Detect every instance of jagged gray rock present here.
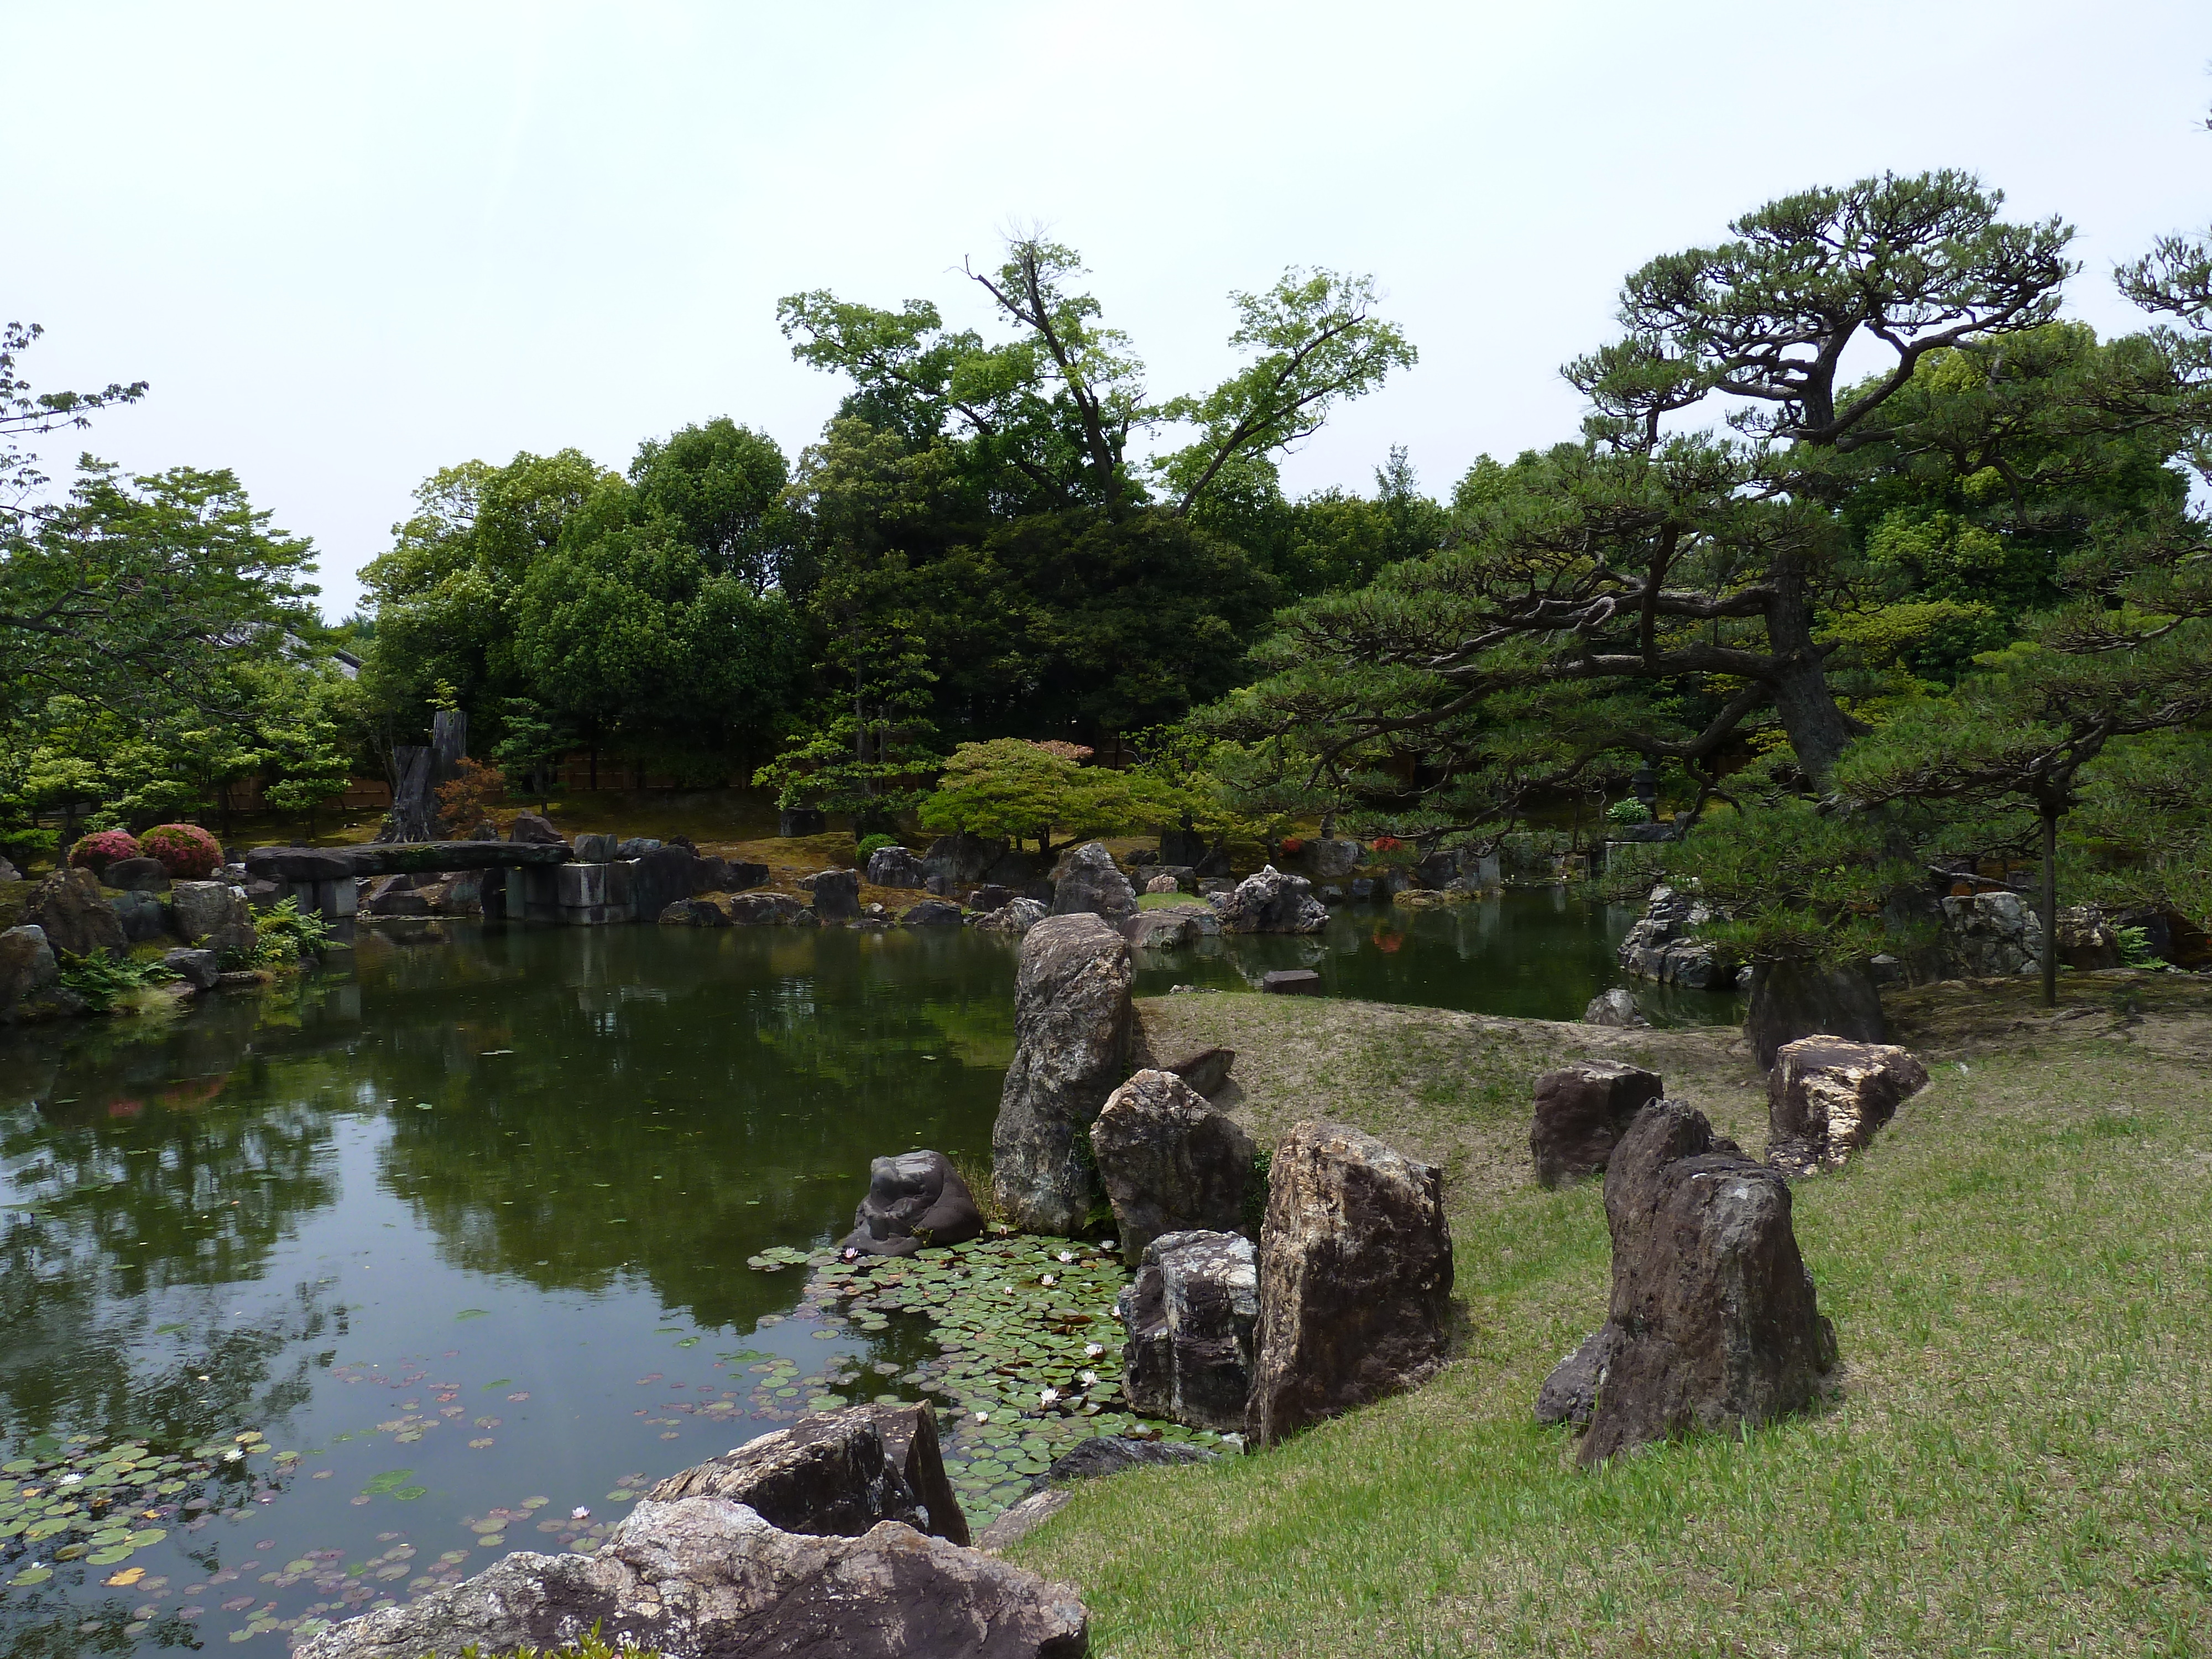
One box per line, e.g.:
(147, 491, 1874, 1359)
(1090, 1071, 1254, 1263)
(1581, 987, 1648, 1027)
(1118, 1230, 1260, 1433)
(1050, 841, 1137, 922)
(867, 845, 929, 888)
(1940, 890, 2044, 977)
(1209, 867, 1327, 934)
(295, 1497, 1087, 1659)
(992, 915, 1133, 1235)
(974, 896, 1048, 935)
(1616, 885, 1733, 990)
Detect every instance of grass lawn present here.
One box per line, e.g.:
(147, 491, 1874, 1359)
(1017, 974, 2212, 1657)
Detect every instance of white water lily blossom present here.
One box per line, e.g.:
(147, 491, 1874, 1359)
(1039, 1386, 1061, 1406)
(1040, 1274, 1057, 1287)
(1056, 1251, 1075, 1263)
(1084, 1343, 1105, 1359)
(973, 1411, 990, 1423)
(571, 1506, 590, 1520)
(1079, 1370, 1100, 1386)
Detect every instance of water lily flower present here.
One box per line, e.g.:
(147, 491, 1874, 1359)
(972, 1411, 989, 1423)
(1056, 1251, 1075, 1264)
(1083, 1343, 1105, 1359)
(1079, 1371, 1100, 1387)
(1040, 1274, 1057, 1287)
(1039, 1387, 1061, 1406)
(57, 1473, 82, 1486)
(840, 1248, 860, 1262)
(224, 1449, 242, 1462)
(571, 1506, 590, 1520)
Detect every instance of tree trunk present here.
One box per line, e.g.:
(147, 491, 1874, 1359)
(2040, 803, 2059, 1009)
(1765, 566, 1861, 784)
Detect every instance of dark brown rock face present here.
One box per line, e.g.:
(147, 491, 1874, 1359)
(1118, 1229, 1259, 1433)
(1090, 1070, 1255, 1264)
(992, 915, 1133, 1235)
(839, 1151, 985, 1258)
(1765, 1036, 1929, 1177)
(864, 1401, 970, 1548)
(1572, 1099, 1837, 1466)
(296, 1498, 1086, 1659)
(1245, 1121, 1454, 1446)
(1745, 956, 1887, 1069)
(27, 869, 127, 959)
(1529, 1061, 1665, 1188)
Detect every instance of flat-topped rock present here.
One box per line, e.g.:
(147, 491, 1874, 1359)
(1765, 1035, 1929, 1177)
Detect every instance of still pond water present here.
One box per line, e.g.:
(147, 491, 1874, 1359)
(0, 894, 1735, 1656)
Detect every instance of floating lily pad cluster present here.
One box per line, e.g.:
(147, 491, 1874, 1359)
(757, 1233, 1223, 1528)
(1, 1428, 274, 1587)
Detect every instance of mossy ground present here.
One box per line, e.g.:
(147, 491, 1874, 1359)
(1014, 973, 2212, 1657)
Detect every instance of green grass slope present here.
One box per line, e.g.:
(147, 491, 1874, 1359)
(1019, 977, 2212, 1657)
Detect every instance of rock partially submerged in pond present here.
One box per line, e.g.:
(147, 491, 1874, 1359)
(1210, 866, 1327, 934)
(1530, 1061, 1665, 1189)
(1581, 987, 1648, 1027)
(993, 914, 1134, 1235)
(163, 946, 222, 991)
(170, 879, 255, 957)
(1765, 1035, 1928, 1177)
(1118, 1229, 1259, 1433)
(1245, 1121, 1454, 1446)
(839, 1151, 985, 1257)
(1090, 1071, 1254, 1262)
(975, 896, 1048, 935)
(295, 1496, 1087, 1659)
(1569, 1099, 1837, 1466)
(1122, 905, 1220, 949)
(648, 1402, 965, 1543)
(659, 895, 736, 926)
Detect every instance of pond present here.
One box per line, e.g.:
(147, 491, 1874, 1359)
(0, 893, 1734, 1656)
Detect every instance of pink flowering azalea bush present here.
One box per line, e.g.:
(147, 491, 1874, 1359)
(139, 822, 222, 879)
(67, 829, 141, 876)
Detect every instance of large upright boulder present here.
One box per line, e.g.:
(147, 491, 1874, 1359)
(25, 869, 126, 959)
(1210, 867, 1327, 935)
(1245, 1121, 1454, 1446)
(1530, 1062, 1664, 1188)
(296, 1496, 1084, 1659)
(992, 914, 1133, 1235)
(808, 868, 862, 922)
(630, 845, 705, 923)
(1765, 1036, 1929, 1178)
(1298, 837, 1362, 881)
(1745, 956, 1886, 1070)
(1940, 889, 2043, 977)
(838, 1151, 985, 1257)
(1117, 1230, 1259, 1434)
(867, 845, 928, 889)
(922, 832, 1010, 886)
(1049, 842, 1136, 922)
(1089, 1069, 1254, 1264)
(1564, 1099, 1837, 1466)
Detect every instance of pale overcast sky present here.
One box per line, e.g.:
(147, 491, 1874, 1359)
(11, 2, 2209, 618)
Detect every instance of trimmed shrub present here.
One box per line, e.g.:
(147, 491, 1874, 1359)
(67, 829, 141, 876)
(140, 822, 223, 879)
(857, 832, 899, 864)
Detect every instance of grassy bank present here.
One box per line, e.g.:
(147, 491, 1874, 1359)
(1018, 974, 2212, 1657)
